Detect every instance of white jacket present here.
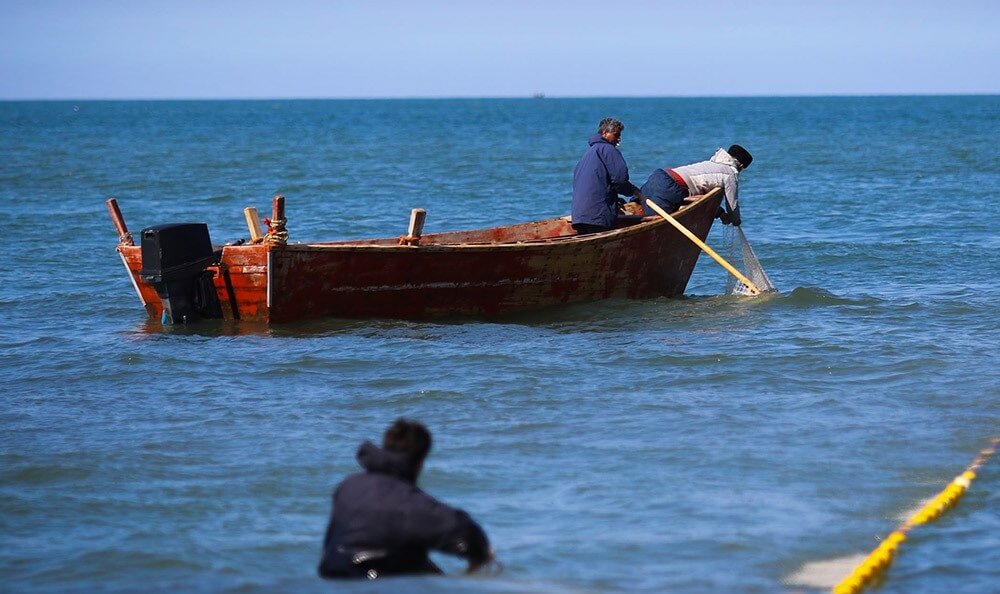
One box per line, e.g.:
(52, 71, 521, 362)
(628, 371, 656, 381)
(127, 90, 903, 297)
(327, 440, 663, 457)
(672, 148, 743, 216)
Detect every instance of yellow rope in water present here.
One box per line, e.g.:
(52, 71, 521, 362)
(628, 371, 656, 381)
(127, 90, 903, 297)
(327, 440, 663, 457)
(832, 437, 999, 594)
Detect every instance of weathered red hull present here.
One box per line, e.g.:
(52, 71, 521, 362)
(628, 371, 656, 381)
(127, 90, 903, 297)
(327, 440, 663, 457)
(115, 190, 722, 323)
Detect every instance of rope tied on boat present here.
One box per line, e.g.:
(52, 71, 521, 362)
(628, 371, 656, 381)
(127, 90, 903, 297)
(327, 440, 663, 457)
(397, 234, 420, 246)
(263, 217, 288, 246)
(118, 231, 133, 245)
(832, 436, 999, 594)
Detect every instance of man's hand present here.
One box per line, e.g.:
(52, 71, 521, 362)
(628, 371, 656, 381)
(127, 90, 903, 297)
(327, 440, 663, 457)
(622, 201, 644, 215)
(467, 550, 503, 576)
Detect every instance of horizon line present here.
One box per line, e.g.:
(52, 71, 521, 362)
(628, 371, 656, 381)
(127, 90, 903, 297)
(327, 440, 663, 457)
(1, 92, 998, 102)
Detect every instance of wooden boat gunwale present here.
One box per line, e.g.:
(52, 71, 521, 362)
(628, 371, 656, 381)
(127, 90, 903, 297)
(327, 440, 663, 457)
(288, 189, 720, 252)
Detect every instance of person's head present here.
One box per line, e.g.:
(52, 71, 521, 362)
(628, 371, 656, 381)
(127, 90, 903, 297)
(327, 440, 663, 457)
(728, 144, 753, 170)
(382, 418, 432, 476)
(598, 118, 624, 146)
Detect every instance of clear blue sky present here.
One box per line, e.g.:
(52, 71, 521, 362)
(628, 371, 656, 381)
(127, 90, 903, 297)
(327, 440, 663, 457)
(2, 0, 997, 99)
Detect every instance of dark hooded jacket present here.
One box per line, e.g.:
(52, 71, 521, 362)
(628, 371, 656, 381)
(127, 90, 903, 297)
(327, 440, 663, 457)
(571, 133, 639, 229)
(318, 441, 491, 579)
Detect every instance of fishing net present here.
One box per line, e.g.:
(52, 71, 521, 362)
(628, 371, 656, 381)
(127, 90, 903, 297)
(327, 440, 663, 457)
(722, 225, 776, 295)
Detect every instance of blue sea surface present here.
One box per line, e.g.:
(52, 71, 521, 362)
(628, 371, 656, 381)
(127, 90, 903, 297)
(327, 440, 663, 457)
(1, 96, 998, 593)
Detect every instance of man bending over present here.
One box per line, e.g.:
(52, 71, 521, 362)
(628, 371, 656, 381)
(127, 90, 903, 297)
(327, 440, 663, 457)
(637, 144, 753, 226)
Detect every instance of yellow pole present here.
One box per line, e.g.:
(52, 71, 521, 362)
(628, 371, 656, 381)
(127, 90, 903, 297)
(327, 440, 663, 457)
(644, 199, 761, 296)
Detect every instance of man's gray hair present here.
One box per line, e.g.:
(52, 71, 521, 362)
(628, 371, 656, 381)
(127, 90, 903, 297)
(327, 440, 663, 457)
(597, 118, 624, 135)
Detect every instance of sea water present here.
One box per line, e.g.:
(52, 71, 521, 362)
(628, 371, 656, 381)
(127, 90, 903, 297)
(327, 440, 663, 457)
(1, 97, 998, 593)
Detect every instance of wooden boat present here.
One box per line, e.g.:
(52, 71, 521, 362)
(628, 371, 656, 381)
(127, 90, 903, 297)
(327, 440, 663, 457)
(108, 188, 723, 324)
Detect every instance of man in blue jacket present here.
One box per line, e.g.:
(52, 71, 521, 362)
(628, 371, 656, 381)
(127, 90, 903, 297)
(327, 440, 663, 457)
(571, 118, 643, 234)
(318, 419, 493, 580)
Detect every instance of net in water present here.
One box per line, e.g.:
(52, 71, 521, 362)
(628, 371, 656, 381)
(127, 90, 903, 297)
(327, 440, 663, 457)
(722, 225, 776, 295)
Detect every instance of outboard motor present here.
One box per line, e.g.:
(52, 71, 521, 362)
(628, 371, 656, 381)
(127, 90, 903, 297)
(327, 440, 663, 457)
(139, 223, 222, 324)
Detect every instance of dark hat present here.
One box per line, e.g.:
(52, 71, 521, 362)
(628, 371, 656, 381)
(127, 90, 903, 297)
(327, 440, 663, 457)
(728, 144, 753, 169)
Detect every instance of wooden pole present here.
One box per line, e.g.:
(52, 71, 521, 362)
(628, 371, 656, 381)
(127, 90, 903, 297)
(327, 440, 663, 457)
(244, 207, 263, 241)
(105, 197, 133, 245)
(272, 195, 285, 222)
(408, 208, 426, 239)
(644, 199, 761, 296)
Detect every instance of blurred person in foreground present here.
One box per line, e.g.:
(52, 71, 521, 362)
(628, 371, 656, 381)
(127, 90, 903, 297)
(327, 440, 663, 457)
(632, 144, 753, 226)
(318, 418, 494, 580)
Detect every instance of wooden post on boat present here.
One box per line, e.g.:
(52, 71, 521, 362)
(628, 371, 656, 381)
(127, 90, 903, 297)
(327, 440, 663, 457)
(399, 208, 426, 246)
(408, 208, 426, 239)
(244, 207, 263, 242)
(263, 195, 288, 246)
(272, 194, 285, 223)
(105, 197, 134, 245)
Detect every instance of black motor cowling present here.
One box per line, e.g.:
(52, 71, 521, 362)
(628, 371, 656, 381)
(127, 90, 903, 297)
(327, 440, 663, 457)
(139, 223, 222, 324)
